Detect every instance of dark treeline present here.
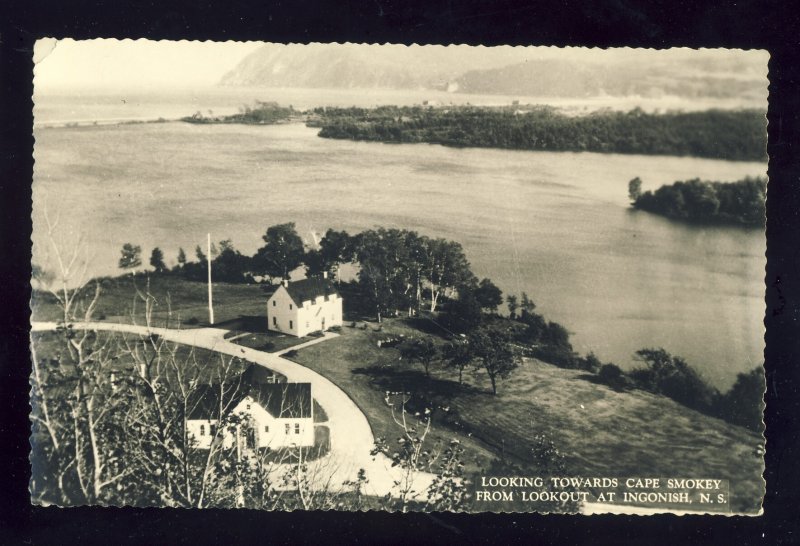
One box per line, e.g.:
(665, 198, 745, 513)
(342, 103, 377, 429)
(593, 351, 764, 433)
(124, 222, 762, 429)
(181, 101, 295, 125)
(629, 176, 766, 226)
(312, 105, 767, 162)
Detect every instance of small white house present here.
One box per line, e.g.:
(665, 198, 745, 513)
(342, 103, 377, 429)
(267, 274, 343, 337)
(187, 366, 314, 451)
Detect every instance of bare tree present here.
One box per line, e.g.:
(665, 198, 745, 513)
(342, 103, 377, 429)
(371, 391, 468, 512)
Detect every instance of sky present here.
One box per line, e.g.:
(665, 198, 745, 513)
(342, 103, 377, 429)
(34, 38, 262, 91)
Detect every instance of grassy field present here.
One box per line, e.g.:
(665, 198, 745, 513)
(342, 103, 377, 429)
(226, 329, 316, 354)
(31, 274, 269, 328)
(289, 317, 764, 513)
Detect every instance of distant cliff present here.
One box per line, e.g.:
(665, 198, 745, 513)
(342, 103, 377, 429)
(220, 43, 530, 90)
(220, 45, 768, 102)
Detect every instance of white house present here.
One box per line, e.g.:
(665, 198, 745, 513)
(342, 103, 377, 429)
(187, 365, 315, 451)
(267, 274, 343, 337)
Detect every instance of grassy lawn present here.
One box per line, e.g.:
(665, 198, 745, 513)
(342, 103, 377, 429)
(289, 317, 764, 513)
(31, 273, 269, 328)
(287, 319, 501, 477)
(225, 329, 317, 354)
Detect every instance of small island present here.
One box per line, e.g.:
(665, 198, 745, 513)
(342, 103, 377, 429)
(181, 101, 297, 125)
(628, 176, 766, 227)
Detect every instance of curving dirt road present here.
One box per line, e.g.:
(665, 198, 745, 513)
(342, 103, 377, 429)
(31, 321, 436, 501)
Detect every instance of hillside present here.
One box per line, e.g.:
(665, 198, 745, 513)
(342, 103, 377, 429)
(288, 321, 764, 513)
(220, 43, 531, 90)
(221, 45, 767, 103)
(455, 52, 768, 101)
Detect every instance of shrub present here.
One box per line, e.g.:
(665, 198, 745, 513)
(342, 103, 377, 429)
(579, 352, 602, 373)
(714, 367, 765, 432)
(630, 348, 719, 413)
(597, 363, 629, 390)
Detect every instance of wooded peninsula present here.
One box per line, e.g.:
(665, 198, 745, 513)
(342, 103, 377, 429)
(312, 105, 767, 162)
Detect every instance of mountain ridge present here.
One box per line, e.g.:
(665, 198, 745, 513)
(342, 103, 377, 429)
(220, 45, 768, 101)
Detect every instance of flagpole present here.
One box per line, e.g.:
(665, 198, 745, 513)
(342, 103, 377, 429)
(207, 232, 214, 325)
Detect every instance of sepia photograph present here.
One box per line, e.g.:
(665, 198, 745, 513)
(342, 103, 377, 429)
(29, 40, 768, 514)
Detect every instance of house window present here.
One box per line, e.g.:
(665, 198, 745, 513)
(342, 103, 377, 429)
(246, 403, 251, 410)
(210, 424, 217, 436)
(273, 316, 277, 326)
(289, 320, 293, 329)
(306, 321, 309, 328)
(264, 425, 269, 433)
(272, 300, 276, 307)
(285, 423, 291, 435)
(200, 424, 205, 436)
(289, 304, 293, 310)
(295, 423, 300, 435)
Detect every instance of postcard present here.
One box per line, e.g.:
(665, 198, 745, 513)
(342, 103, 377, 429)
(30, 40, 766, 513)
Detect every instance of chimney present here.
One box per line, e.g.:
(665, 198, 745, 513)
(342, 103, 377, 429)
(322, 271, 328, 279)
(282, 278, 289, 287)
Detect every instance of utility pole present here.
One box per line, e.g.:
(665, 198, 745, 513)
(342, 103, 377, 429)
(207, 232, 214, 325)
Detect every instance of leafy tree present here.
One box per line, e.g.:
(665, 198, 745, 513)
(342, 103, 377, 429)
(715, 367, 765, 432)
(176, 248, 187, 268)
(474, 278, 503, 312)
(253, 223, 305, 280)
(398, 337, 439, 378)
(578, 352, 602, 373)
(442, 341, 475, 384)
(195, 245, 206, 263)
(597, 363, 629, 391)
(218, 239, 234, 253)
(438, 286, 483, 334)
(303, 249, 327, 277)
(506, 295, 518, 319)
(402, 231, 428, 315)
(519, 292, 536, 319)
(118, 243, 142, 272)
(468, 327, 520, 395)
(353, 228, 413, 322)
(420, 238, 474, 312)
(629, 348, 719, 413)
(211, 240, 251, 283)
(149, 247, 166, 273)
(628, 177, 643, 203)
(318, 229, 355, 280)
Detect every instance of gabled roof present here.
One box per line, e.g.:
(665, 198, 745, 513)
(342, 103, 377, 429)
(187, 365, 312, 420)
(251, 383, 312, 419)
(282, 277, 339, 306)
